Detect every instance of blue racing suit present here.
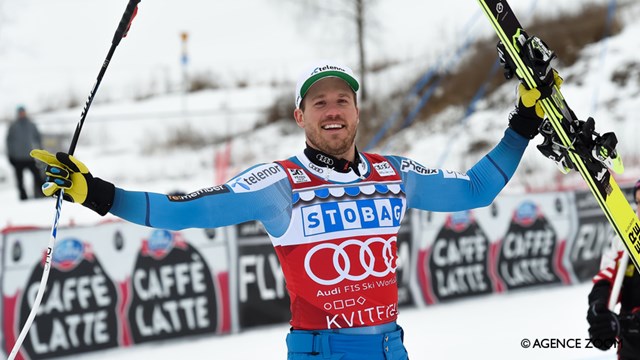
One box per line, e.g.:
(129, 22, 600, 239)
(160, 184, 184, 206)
(109, 128, 529, 359)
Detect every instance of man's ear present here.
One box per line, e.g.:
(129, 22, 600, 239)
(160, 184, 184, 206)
(293, 108, 304, 128)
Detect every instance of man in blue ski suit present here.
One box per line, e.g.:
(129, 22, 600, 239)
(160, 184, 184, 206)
(32, 60, 557, 360)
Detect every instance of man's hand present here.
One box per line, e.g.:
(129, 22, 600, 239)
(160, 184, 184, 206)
(508, 70, 563, 139)
(587, 301, 620, 351)
(30, 149, 115, 215)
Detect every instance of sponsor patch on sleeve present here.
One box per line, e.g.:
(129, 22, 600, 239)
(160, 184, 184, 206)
(167, 185, 230, 201)
(400, 159, 438, 176)
(443, 170, 470, 181)
(288, 168, 312, 184)
(373, 161, 396, 177)
(226, 163, 286, 193)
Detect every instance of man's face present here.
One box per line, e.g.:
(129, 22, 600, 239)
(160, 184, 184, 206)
(293, 77, 359, 159)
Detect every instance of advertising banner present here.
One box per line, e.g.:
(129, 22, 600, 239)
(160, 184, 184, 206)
(416, 209, 494, 304)
(492, 195, 572, 291)
(396, 211, 415, 307)
(567, 185, 635, 282)
(2, 185, 631, 356)
(234, 221, 290, 328)
(415, 191, 573, 304)
(1, 221, 230, 359)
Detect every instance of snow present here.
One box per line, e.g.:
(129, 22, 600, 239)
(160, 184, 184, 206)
(0, 0, 638, 359)
(64, 282, 616, 360)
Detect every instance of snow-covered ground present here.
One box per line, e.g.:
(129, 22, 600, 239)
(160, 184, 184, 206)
(1, 0, 639, 359)
(2, 0, 640, 228)
(67, 282, 615, 360)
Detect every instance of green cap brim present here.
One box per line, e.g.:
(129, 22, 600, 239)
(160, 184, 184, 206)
(299, 71, 360, 101)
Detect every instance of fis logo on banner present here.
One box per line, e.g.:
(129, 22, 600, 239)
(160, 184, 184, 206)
(301, 198, 404, 236)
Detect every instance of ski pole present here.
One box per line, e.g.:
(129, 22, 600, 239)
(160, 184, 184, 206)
(608, 246, 629, 311)
(7, 1, 140, 359)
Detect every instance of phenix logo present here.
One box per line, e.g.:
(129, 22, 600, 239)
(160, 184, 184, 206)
(400, 159, 438, 176)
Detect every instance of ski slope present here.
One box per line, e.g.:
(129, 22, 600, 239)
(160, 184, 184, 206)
(68, 282, 614, 360)
(0, 0, 638, 359)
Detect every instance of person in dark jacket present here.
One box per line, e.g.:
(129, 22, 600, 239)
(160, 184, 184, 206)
(6, 106, 44, 200)
(586, 179, 640, 359)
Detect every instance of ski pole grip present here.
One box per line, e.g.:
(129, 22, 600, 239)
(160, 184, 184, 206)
(112, 0, 141, 46)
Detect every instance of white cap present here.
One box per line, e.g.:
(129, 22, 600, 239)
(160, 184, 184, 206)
(294, 62, 360, 108)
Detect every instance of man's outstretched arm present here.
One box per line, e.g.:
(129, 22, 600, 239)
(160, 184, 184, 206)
(31, 151, 293, 235)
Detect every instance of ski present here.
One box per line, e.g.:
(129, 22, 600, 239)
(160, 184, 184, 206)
(476, 0, 640, 270)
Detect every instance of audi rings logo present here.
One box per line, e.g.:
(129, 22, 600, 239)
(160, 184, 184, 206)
(316, 154, 334, 166)
(304, 237, 397, 286)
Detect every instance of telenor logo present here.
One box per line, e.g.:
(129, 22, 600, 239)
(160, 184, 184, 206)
(301, 198, 404, 236)
(227, 164, 283, 193)
(311, 65, 346, 75)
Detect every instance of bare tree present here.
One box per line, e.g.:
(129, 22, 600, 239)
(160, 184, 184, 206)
(286, 0, 379, 102)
